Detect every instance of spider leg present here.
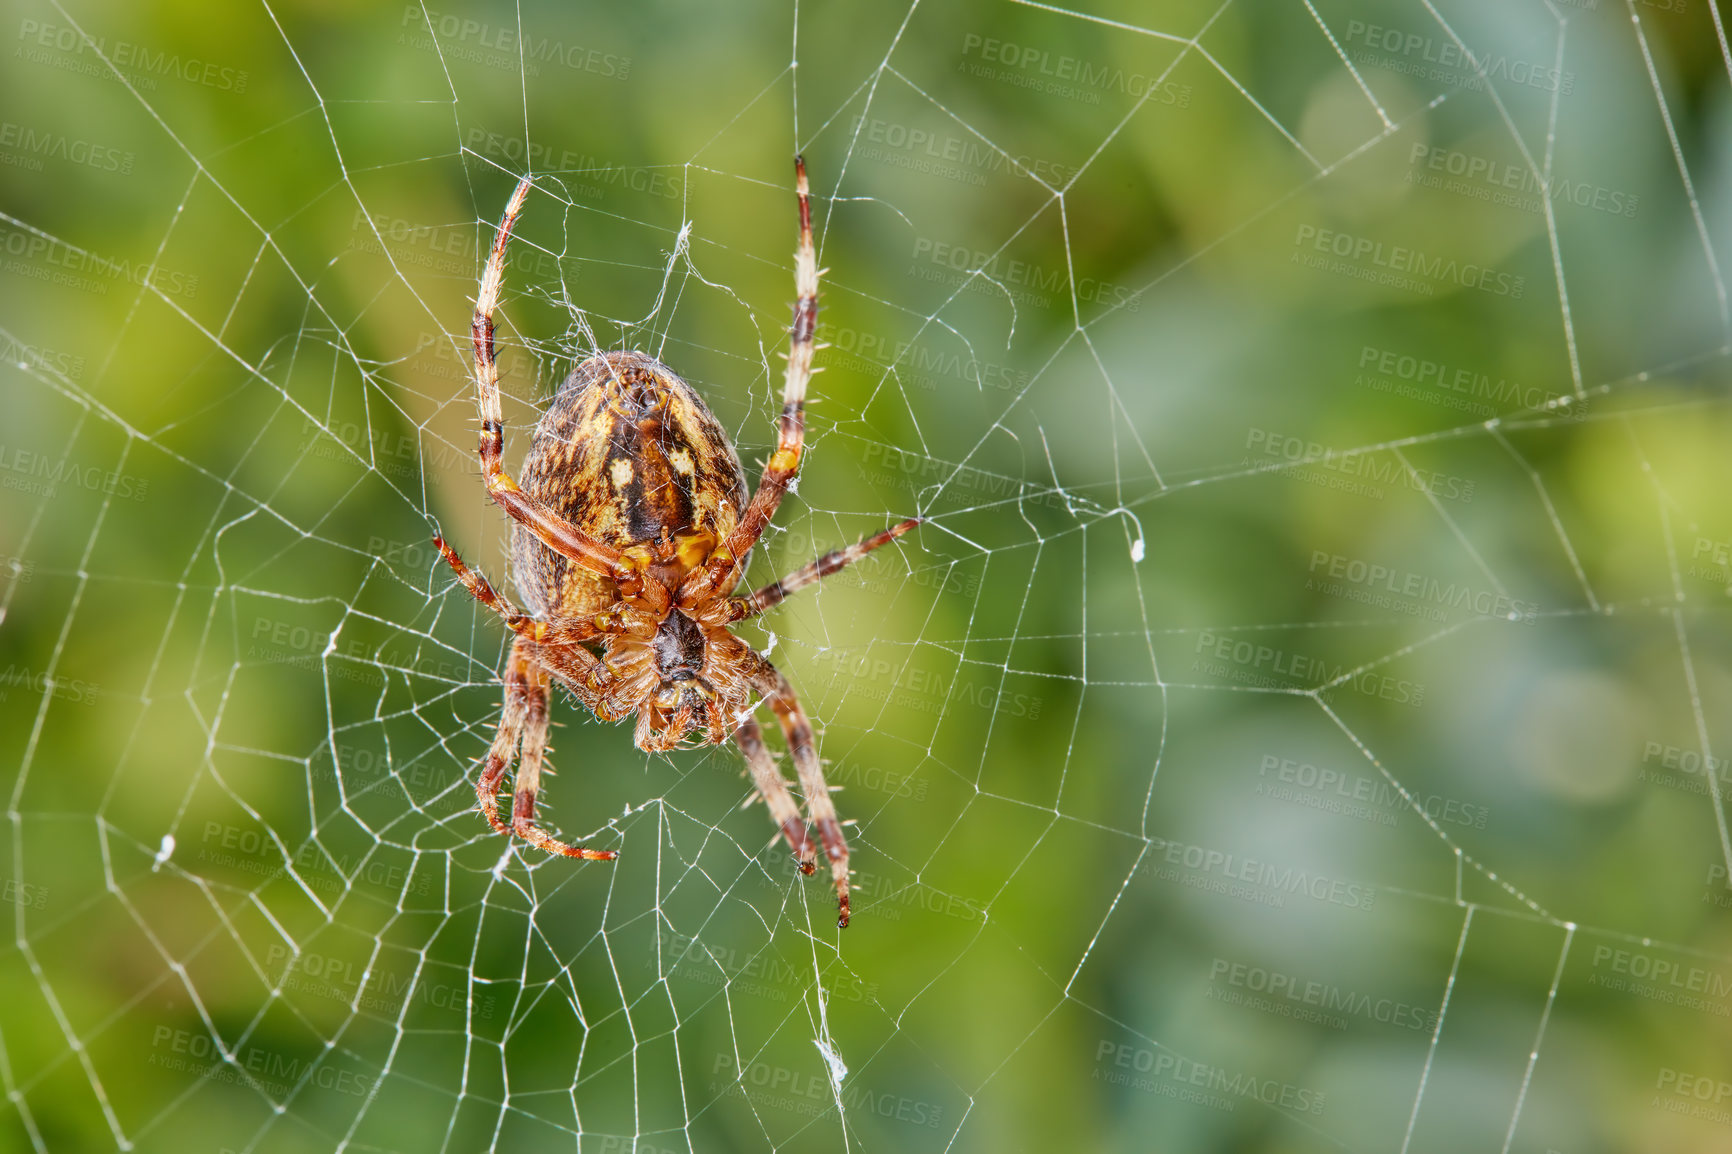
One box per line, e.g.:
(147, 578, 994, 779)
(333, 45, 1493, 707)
(506, 661, 617, 861)
(435, 534, 531, 630)
(747, 653, 851, 928)
(728, 518, 920, 621)
(472, 178, 628, 582)
(434, 536, 603, 646)
(684, 157, 820, 603)
(476, 638, 536, 835)
(735, 713, 817, 873)
(464, 619, 617, 859)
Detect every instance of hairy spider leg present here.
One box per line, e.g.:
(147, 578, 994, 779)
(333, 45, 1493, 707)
(735, 713, 818, 873)
(433, 534, 530, 626)
(487, 639, 617, 861)
(747, 653, 851, 928)
(432, 536, 599, 647)
(472, 177, 631, 584)
(506, 653, 616, 860)
(475, 640, 535, 835)
(683, 156, 820, 605)
(728, 518, 921, 621)
(434, 538, 616, 859)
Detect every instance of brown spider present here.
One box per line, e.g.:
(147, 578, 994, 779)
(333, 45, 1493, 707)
(433, 159, 916, 928)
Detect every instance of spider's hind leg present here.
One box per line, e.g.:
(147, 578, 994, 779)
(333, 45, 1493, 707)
(470, 633, 616, 861)
(735, 713, 817, 874)
(475, 638, 535, 834)
(747, 654, 851, 928)
(507, 645, 617, 861)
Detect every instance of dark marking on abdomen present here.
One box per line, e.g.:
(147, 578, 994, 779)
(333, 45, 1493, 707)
(609, 406, 696, 542)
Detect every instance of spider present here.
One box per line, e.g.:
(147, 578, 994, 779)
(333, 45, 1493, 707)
(432, 158, 916, 928)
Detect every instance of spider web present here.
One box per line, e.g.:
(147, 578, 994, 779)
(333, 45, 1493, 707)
(4, 0, 1732, 1149)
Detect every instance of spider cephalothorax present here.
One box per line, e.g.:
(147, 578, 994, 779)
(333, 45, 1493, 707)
(433, 160, 917, 928)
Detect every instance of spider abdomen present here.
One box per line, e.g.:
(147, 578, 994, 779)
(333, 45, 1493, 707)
(514, 350, 748, 619)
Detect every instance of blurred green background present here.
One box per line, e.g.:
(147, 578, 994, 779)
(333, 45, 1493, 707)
(4, 0, 1732, 1150)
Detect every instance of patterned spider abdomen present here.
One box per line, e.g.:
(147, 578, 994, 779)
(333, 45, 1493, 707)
(513, 350, 748, 621)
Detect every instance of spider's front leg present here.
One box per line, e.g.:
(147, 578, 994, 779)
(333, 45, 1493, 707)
(727, 517, 921, 621)
(471, 178, 650, 599)
(683, 156, 820, 605)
